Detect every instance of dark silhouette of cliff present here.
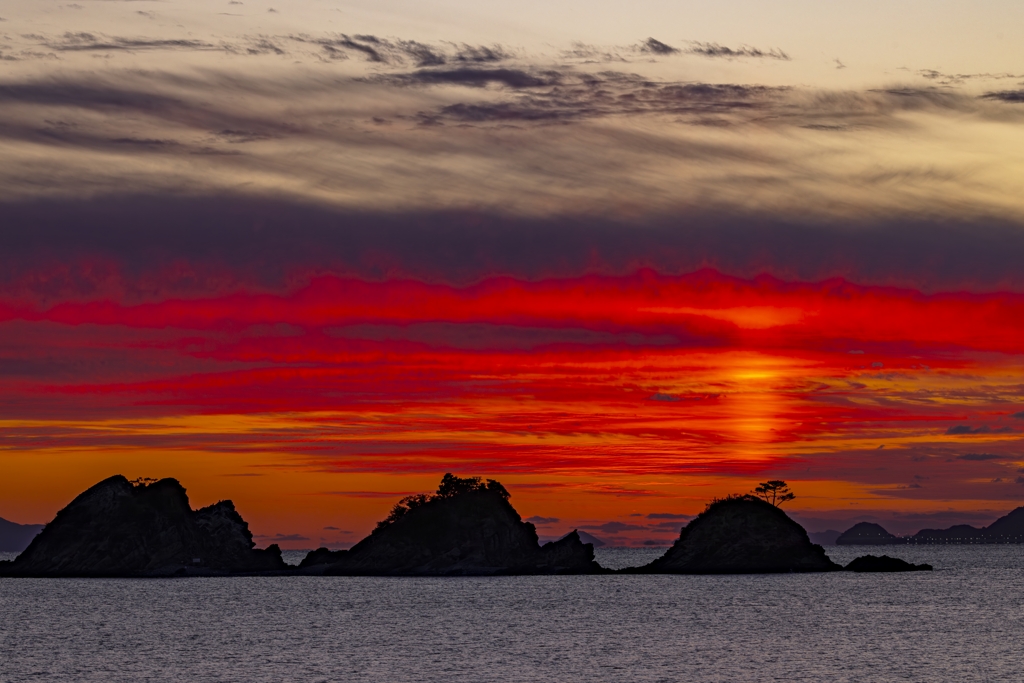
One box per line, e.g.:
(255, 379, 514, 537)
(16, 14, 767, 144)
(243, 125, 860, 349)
(836, 522, 900, 545)
(629, 495, 841, 574)
(300, 474, 602, 575)
(0, 475, 285, 577)
(845, 555, 932, 572)
(0, 517, 43, 553)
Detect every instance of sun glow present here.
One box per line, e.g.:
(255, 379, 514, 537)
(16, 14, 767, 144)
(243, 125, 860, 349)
(2, 270, 1024, 544)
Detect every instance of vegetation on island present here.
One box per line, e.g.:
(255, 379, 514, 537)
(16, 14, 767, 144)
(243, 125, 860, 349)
(374, 473, 511, 533)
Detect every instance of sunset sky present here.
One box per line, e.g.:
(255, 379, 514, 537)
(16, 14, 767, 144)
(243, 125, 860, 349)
(2, 0, 1024, 547)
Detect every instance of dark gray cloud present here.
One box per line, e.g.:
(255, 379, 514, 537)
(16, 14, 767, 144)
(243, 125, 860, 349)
(17, 31, 508, 67)
(414, 72, 785, 124)
(452, 44, 511, 64)
(639, 38, 679, 55)
(982, 90, 1024, 103)
(560, 42, 627, 63)
(687, 42, 790, 60)
(395, 40, 445, 67)
(243, 38, 285, 56)
(1011, 411, 1024, 419)
(379, 68, 558, 89)
(956, 453, 1003, 461)
(5, 197, 1024, 295)
(920, 70, 1024, 85)
(0, 78, 305, 156)
(310, 34, 385, 62)
(946, 425, 1015, 435)
(44, 32, 219, 52)
(525, 515, 559, 524)
(391, 42, 510, 67)
(289, 34, 512, 66)
(646, 512, 692, 520)
(0, 81, 182, 111)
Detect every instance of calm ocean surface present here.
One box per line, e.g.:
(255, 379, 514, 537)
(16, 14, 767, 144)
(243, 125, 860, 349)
(1, 545, 1022, 682)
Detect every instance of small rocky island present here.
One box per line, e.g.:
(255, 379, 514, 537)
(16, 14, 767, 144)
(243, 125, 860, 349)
(629, 494, 841, 574)
(298, 474, 601, 575)
(0, 475, 285, 577)
(845, 555, 932, 572)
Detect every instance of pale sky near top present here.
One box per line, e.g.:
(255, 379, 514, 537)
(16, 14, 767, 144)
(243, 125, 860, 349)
(4, 0, 1023, 86)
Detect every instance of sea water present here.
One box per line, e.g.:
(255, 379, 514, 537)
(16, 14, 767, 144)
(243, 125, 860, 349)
(1, 546, 1022, 682)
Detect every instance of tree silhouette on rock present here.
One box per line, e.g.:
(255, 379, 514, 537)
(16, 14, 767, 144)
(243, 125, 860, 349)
(753, 480, 795, 507)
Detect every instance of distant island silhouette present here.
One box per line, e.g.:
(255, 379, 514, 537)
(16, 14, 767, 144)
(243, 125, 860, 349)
(836, 508, 1024, 545)
(0, 474, 939, 577)
(0, 517, 43, 553)
(846, 555, 933, 572)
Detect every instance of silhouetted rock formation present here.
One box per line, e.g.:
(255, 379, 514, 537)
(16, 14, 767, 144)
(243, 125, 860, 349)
(845, 555, 933, 572)
(303, 474, 602, 575)
(298, 546, 347, 569)
(0, 475, 285, 577)
(836, 522, 901, 545)
(0, 517, 43, 553)
(631, 495, 840, 574)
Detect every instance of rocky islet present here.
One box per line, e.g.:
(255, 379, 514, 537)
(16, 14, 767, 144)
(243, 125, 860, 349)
(630, 494, 841, 574)
(0, 475, 286, 577)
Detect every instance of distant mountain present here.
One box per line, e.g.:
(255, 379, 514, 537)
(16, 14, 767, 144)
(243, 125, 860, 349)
(912, 507, 1024, 544)
(982, 507, 1024, 539)
(835, 507, 1024, 545)
(0, 517, 44, 553)
(572, 530, 607, 548)
(913, 524, 984, 543)
(836, 522, 900, 545)
(808, 530, 841, 546)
